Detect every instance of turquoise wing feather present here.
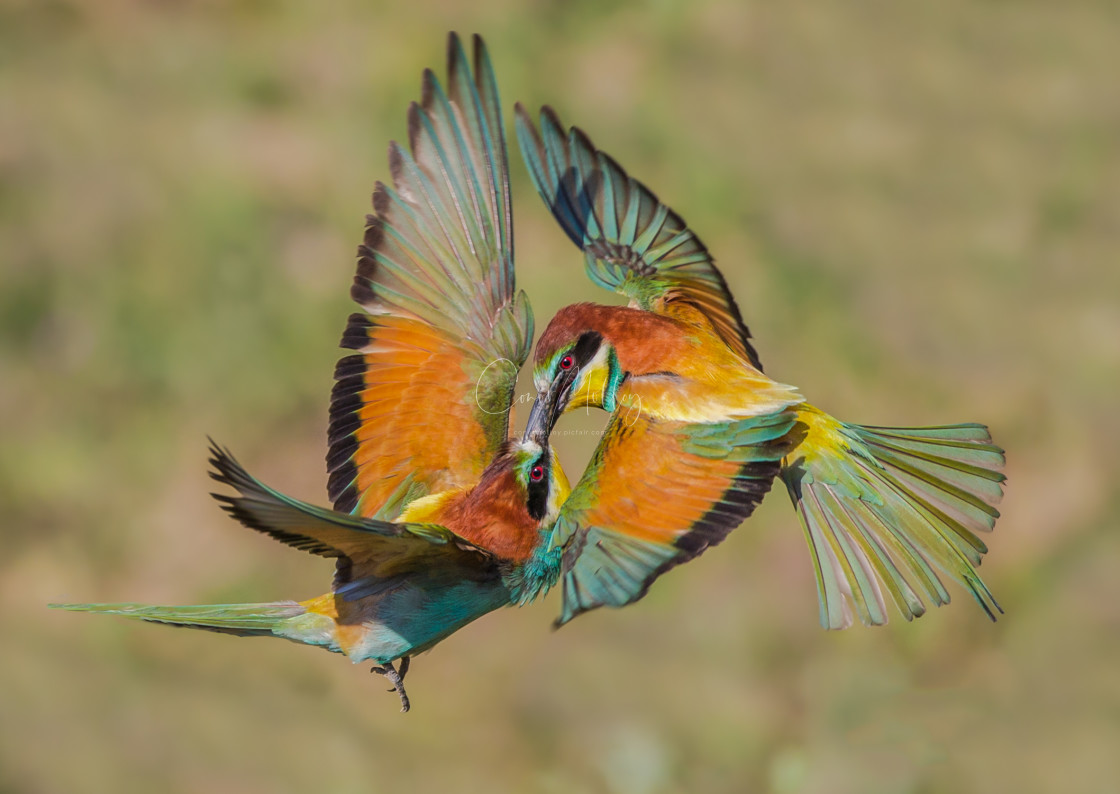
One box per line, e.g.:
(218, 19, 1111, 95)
(515, 104, 761, 369)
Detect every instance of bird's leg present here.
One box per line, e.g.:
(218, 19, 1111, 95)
(381, 655, 411, 691)
(371, 659, 411, 713)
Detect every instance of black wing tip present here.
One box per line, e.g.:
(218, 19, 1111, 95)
(210, 454, 358, 559)
(327, 388, 363, 423)
(446, 30, 465, 69)
(205, 443, 282, 525)
(540, 104, 563, 127)
(551, 613, 574, 631)
(363, 214, 384, 249)
(205, 434, 226, 461)
(387, 140, 407, 186)
(445, 31, 491, 82)
(204, 458, 281, 538)
(327, 477, 359, 515)
(408, 99, 427, 154)
(471, 33, 490, 81)
(205, 435, 224, 467)
(326, 358, 364, 512)
(327, 412, 361, 443)
(338, 312, 373, 350)
(324, 438, 358, 473)
(596, 148, 625, 176)
(332, 353, 367, 380)
(672, 458, 782, 558)
(569, 125, 595, 153)
(351, 277, 376, 308)
(206, 439, 247, 490)
(372, 182, 392, 216)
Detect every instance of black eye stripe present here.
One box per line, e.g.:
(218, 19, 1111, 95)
(526, 452, 551, 521)
(570, 331, 603, 366)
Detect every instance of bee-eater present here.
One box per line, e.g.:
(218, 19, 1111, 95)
(516, 105, 1007, 630)
(51, 34, 571, 713)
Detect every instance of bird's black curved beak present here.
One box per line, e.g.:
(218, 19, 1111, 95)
(523, 381, 564, 443)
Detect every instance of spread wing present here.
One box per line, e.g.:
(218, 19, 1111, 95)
(211, 443, 501, 598)
(515, 104, 761, 370)
(329, 33, 533, 517)
(548, 409, 797, 626)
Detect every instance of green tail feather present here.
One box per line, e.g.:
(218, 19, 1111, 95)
(49, 601, 306, 636)
(782, 415, 1006, 629)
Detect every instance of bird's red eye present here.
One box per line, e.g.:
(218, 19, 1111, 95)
(559, 355, 574, 371)
(530, 465, 545, 482)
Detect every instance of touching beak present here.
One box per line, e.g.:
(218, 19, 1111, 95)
(523, 381, 564, 443)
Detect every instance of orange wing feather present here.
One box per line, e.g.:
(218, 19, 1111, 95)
(344, 317, 495, 500)
(550, 408, 798, 625)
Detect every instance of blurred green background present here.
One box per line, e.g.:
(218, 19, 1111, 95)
(3, 1, 1119, 792)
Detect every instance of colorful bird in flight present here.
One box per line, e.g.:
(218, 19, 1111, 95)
(51, 32, 1008, 713)
(52, 34, 570, 712)
(515, 104, 1007, 630)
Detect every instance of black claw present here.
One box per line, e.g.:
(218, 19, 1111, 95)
(371, 660, 411, 713)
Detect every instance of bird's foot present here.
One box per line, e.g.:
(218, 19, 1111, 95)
(371, 658, 411, 713)
(381, 655, 410, 691)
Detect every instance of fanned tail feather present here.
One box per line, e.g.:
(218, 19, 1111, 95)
(781, 407, 1006, 628)
(48, 601, 306, 636)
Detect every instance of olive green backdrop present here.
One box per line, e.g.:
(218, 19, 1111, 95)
(3, 1, 1118, 792)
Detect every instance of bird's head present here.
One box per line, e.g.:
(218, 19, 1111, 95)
(479, 438, 571, 530)
(524, 320, 623, 442)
